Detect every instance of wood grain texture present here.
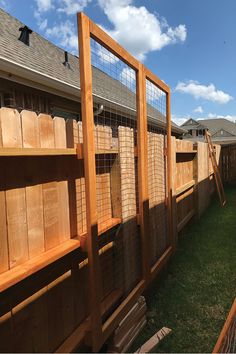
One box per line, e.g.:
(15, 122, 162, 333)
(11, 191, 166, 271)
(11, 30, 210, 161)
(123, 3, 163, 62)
(54, 117, 70, 243)
(0, 108, 9, 273)
(21, 110, 45, 258)
(78, 12, 102, 350)
(39, 114, 60, 250)
(1, 108, 28, 268)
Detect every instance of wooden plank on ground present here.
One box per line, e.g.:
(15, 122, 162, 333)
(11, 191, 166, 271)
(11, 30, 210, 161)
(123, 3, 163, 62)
(1, 108, 28, 268)
(21, 110, 45, 258)
(135, 327, 172, 353)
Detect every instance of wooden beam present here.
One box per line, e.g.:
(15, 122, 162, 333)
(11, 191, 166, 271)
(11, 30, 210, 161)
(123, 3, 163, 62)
(176, 149, 197, 154)
(143, 67, 170, 95)
(176, 180, 195, 197)
(0, 145, 118, 157)
(137, 63, 150, 283)
(151, 246, 173, 279)
(89, 19, 139, 70)
(213, 298, 236, 353)
(77, 12, 103, 351)
(177, 209, 195, 233)
(102, 280, 145, 343)
(166, 91, 174, 248)
(0, 239, 81, 293)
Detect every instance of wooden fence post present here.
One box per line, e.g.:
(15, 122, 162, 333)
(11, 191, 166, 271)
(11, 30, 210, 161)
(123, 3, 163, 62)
(137, 64, 150, 282)
(77, 12, 102, 351)
(166, 90, 173, 248)
(171, 136, 177, 248)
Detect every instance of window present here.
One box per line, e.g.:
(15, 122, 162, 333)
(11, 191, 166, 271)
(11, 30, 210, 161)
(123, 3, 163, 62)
(221, 130, 224, 135)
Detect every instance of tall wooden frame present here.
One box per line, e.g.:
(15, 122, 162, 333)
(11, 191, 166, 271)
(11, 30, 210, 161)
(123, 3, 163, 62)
(77, 12, 173, 351)
(143, 68, 174, 276)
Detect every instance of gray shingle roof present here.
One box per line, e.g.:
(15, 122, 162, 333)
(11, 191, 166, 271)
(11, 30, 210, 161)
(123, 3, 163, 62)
(197, 118, 236, 136)
(0, 8, 185, 134)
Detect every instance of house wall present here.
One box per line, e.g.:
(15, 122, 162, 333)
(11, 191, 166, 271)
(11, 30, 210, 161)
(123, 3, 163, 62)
(0, 77, 81, 117)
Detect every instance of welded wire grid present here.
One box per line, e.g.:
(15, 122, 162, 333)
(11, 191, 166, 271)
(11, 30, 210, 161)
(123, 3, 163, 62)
(146, 79, 168, 266)
(218, 310, 236, 354)
(90, 38, 142, 320)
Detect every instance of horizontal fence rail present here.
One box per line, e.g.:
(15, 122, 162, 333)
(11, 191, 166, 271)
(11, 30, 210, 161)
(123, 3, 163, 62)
(0, 12, 221, 353)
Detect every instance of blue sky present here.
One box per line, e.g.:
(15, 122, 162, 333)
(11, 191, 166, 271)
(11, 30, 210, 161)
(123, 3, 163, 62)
(1, 0, 236, 125)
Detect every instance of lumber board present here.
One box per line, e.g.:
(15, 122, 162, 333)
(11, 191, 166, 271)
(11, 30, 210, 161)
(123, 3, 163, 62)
(39, 114, 60, 250)
(176, 179, 195, 197)
(21, 110, 45, 258)
(0, 238, 81, 292)
(78, 12, 102, 350)
(54, 117, 70, 243)
(11, 287, 49, 352)
(1, 108, 28, 268)
(0, 145, 118, 157)
(118, 126, 139, 293)
(55, 288, 121, 353)
(89, 16, 139, 70)
(137, 64, 150, 282)
(0, 108, 8, 273)
(213, 298, 236, 353)
(135, 327, 172, 353)
(177, 209, 195, 233)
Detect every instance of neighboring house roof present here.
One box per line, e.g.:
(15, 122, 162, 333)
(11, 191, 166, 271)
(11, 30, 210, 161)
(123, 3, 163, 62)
(0, 8, 184, 134)
(197, 118, 236, 136)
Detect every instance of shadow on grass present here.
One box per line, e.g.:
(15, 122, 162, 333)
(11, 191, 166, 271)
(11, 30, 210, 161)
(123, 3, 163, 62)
(131, 186, 236, 353)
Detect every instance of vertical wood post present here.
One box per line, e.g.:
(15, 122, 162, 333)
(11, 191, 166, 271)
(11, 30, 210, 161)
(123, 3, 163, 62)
(171, 136, 177, 247)
(137, 64, 150, 283)
(166, 90, 174, 248)
(77, 12, 102, 351)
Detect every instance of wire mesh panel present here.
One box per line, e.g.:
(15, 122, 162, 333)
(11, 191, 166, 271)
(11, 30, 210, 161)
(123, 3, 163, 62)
(89, 38, 142, 320)
(146, 79, 169, 267)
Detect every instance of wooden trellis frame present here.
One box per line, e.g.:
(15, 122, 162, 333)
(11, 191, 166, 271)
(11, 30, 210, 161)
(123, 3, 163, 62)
(77, 13, 173, 351)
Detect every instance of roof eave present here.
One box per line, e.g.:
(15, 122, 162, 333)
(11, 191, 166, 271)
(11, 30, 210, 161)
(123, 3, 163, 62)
(0, 56, 184, 134)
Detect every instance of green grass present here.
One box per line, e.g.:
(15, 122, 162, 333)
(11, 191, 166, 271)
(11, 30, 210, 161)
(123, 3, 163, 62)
(131, 186, 236, 353)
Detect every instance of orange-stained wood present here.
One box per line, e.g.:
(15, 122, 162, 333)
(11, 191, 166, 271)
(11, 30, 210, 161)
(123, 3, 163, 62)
(77, 12, 103, 351)
(1, 108, 28, 268)
(137, 63, 150, 283)
(53, 117, 70, 243)
(0, 238, 80, 293)
(89, 19, 139, 70)
(143, 67, 170, 95)
(213, 298, 236, 353)
(0, 108, 9, 274)
(21, 110, 45, 258)
(39, 114, 60, 250)
(166, 91, 174, 248)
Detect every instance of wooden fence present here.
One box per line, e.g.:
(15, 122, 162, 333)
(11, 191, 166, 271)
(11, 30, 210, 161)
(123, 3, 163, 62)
(0, 13, 221, 353)
(222, 144, 236, 184)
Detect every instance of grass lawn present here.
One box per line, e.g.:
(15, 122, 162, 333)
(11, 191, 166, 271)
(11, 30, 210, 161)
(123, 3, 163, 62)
(131, 186, 236, 353)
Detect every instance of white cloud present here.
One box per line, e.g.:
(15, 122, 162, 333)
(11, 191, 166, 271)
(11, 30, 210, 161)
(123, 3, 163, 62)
(172, 114, 190, 126)
(57, 0, 91, 15)
(175, 80, 233, 104)
(193, 106, 203, 114)
(35, 0, 53, 12)
(206, 113, 236, 122)
(97, 0, 187, 61)
(46, 21, 77, 51)
(39, 18, 48, 30)
(120, 66, 136, 88)
(97, 45, 119, 64)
